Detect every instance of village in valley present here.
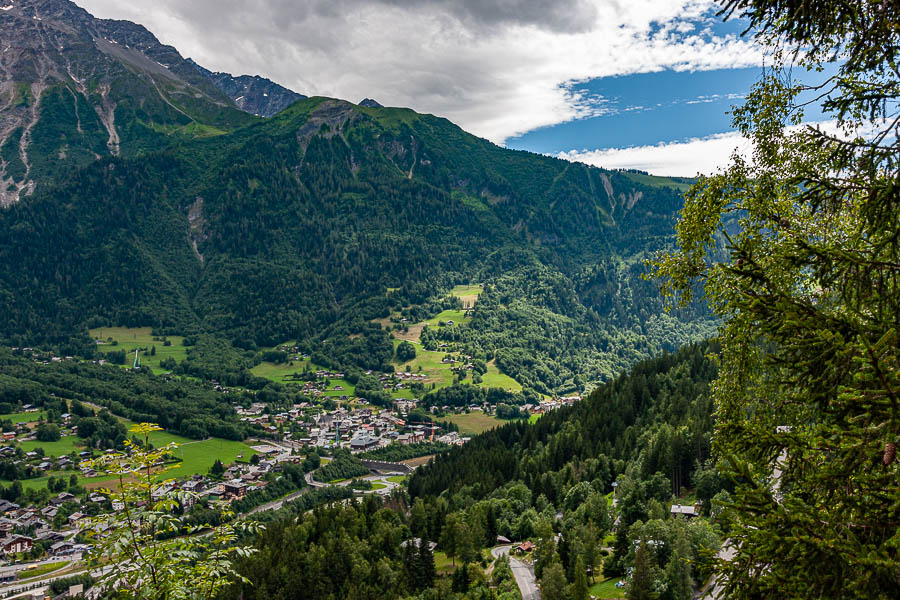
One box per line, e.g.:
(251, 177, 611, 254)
(0, 283, 589, 596)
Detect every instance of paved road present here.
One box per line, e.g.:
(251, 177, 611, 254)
(701, 540, 736, 599)
(491, 546, 540, 600)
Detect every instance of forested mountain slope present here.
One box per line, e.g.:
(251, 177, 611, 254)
(409, 342, 718, 503)
(0, 91, 712, 389)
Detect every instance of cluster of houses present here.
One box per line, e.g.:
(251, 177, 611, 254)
(236, 401, 469, 453)
(522, 396, 581, 416)
(0, 494, 98, 565)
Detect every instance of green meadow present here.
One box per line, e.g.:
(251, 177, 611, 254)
(89, 326, 187, 375)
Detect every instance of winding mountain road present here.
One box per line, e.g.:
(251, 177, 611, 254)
(491, 545, 540, 600)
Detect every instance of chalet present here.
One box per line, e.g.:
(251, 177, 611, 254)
(1, 432, 15, 441)
(400, 538, 438, 552)
(50, 541, 77, 556)
(49, 492, 76, 506)
(181, 480, 206, 494)
(670, 504, 700, 518)
(514, 540, 534, 555)
(35, 530, 64, 542)
(0, 535, 33, 554)
(223, 481, 247, 499)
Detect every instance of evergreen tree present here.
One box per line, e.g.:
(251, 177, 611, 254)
(440, 513, 461, 566)
(417, 539, 436, 589)
(540, 560, 568, 600)
(651, 1, 900, 597)
(451, 563, 470, 593)
(209, 459, 225, 477)
(664, 528, 691, 600)
(627, 541, 656, 600)
(571, 555, 588, 600)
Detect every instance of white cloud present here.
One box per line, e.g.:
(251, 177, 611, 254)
(557, 119, 889, 177)
(558, 131, 749, 176)
(73, 0, 762, 143)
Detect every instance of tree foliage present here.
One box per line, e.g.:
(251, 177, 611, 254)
(650, 1, 900, 596)
(82, 423, 260, 599)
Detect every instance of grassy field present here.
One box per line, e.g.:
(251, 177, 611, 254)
(20, 435, 83, 457)
(0, 411, 45, 424)
(433, 551, 458, 574)
(424, 309, 470, 328)
(589, 577, 626, 599)
(481, 360, 522, 391)
(444, 412, 506, 436)
(387, 475, 406, 484)
(251, 360, 355, 397)
(392, 341, 455, 388)
(250, 358, 314, 381)
(89, 326, 187, 375)
(392, 341, 522, 394)
(528, 413, 542, 424)
(2, 415, 256, 491)
(148, 436, 257, 480)
(450, 284, 483, 307)
(400, 455, 436, 468)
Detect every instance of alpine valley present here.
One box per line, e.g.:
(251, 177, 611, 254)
(0, 1, 730, 600)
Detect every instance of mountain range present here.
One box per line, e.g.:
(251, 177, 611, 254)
(0, 0, 713, 394)
(0, 0, 303, 205)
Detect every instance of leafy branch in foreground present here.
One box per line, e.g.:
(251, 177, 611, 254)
(649, 1, 900, 597)
(81, 423, 261, 599)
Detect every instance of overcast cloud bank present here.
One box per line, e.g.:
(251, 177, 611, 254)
(77, 0, 761, 144)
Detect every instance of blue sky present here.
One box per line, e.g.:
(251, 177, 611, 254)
(507, 62, 836, 175)
(508, 67, 762, 153)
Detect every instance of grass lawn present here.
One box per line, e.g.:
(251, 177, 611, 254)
(392, 342, 455, 389)
(250, 358, 315, 381)
(20, 435, 83, 457)
(528, 413, 542, 424)
(391, 342, 522, 394)
(387, 475, 406, 484)
(433, 551, 458, 574)
(89, 326, 187, 375)
(163, 438, 257, 480)
(0, 411, 45, 424)
(424, 309, 470, 328)
(370, 482, 387, 490)
(589, 577, 626, 599)
(445, 412, 505, 436)
(319, 379, 356, 397)
(17, 561, 69, 581)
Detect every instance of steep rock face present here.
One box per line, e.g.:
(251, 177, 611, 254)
(0, 0, 253, 204)
(187, 59, 305, 117)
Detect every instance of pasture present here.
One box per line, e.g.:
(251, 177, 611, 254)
(450, 284, 483, 307)
(444, 412, 505, 436)
(0, 411, 45, 424)
(89, 326, 187, 374)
